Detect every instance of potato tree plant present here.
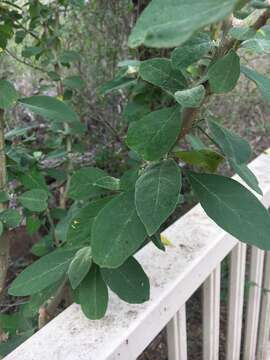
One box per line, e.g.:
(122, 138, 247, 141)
(1, 0, 270, 354)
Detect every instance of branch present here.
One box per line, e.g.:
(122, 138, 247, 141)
(179, 8, 270, 139)
(5, 49, 47, 74)
(0, 109, 8, 299)
(38, 280, 67, 329)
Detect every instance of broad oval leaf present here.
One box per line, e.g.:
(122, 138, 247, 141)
(68, 167, 108, 200)
(19, 96, 80, 123)
(59, 50, 81, 64)
(19, 189, 48, 212)
(94, 176, 120, 191)
(139, 58, 187, 94)
(186, 134, 206, 150)
(208, 50, 240, 94)
(0, 80, 18, 109)
(241, 65, 270, 102)
(208, 119, 251, 164)
(0, 191, 9, 203)
(67, 197, 111, 246)
(228, 27, 256, 41)
(175, 149, 224, 172)
(127, 106, 182, 161)
(101, 257, 150, 304)
(63, 75, 86, 90)
(171, 32, 213, 70)
(188, 172, 270, 250)
(79, 265, 108, 320)
(92, 192, 146, 268)
(0, 209, 20, 228)
(68, 247, 92, 289)
(128, 0, 238, 48)
(135, 160, 181, 236)
(18, 167, 48, 192)
(22, 46, 42, 58)
(123, 100, 150, 123)
(229, 160, 262, 195)
(241, 38, 270, 54)
(174, 85, 205, 108)
(9, 249, 77, 296)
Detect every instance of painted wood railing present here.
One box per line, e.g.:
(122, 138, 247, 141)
(5, 152, 270, 360)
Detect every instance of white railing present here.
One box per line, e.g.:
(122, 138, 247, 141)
(5, 152, 270, 360)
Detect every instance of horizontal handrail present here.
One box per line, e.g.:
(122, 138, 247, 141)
(5, 153, 270, 360)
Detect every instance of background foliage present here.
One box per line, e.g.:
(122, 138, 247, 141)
(1, 0, 270, 358)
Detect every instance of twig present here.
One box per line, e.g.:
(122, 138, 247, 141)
(5, 49, 47, 74)
(178, 8, 270, 140)
(38, 280, 67, 329)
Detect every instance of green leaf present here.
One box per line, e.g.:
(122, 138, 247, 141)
(208, 119, 251, 164)
(21, 46, 42, 58)
(26, 216, 42, 235)
(5, 125, 37, 140)
(19, 96, 80, 123)
(19, 189, 48, 212)
(101, 257, 150, 304)
(0, 331, 34, 357)
(128, 0, 238, 48)
(0, 191, 9, 203)
(120, 167, 140, 191)
(208, 50, 240, 93)
(229, 27, 256, 40)
(18, 167, 48, 192)
(68, 247, 92, 289)
(47, 71, 61, 82)
(22, 280, 63, 318)
(0, 209, 20, 228)
(31, 233, 53, 257)
(0, 313, 27, 335)
(68, 167, 108, 200)
(188, 172, 270, 250)
(92, 192, 146, 268)
(9, 249, 77, 296)
(139, 58, 187, 94)
(171, 32, 213, 70)
(55, 205, 78, 243)
(229, 160, 262, 195)
(256, 25, 270, 39)
(99, 77, 136, 96)
(126, 106, 182, 161)
(0, 80, 18, 109)
(251, 0, 270, 8)
(186, 134, 206, 150)
(94, 176, 120, 191)
(175, 149, 224, 172)
(79, 265, 108, 320)
(241, 65, 270, 102)
(63, 75, 86, 90)
(151, 233, 166, 251)
(67, 197, 111, 246)
(241, 38, 270, 53)
(174, 85, 205, 108)
(123, 100, 150, 123)
(135, 160, 181, 236)
(59, 50, 81, 64)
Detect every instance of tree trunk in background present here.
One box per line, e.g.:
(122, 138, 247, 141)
(0, 109, 9, 298)
(132, 0, 149, 17)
